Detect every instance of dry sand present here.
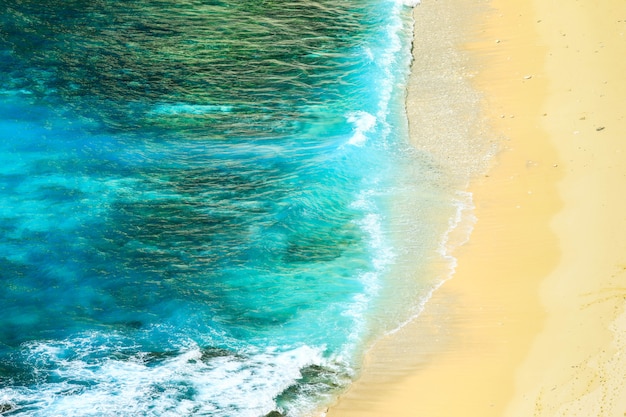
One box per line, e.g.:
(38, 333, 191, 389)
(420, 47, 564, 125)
(326, 0, 626, 416)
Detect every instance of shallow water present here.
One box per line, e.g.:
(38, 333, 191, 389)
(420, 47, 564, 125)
(0, 1, 468, 415)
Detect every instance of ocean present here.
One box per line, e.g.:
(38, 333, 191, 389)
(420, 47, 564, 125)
(0, 0, 473, 415)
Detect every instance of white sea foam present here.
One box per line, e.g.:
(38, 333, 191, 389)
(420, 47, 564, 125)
(337, 0, 418, 346)
(343, 3, 406, 149)
(384, 190, 477, 336)
(346, 111, 376, 146)
(351, 188, 396, 276)
(368, 0, 410, 152)
(2, 335, 338, 417)
(437, 190, 476, 270)
(341, 188, 397, 354)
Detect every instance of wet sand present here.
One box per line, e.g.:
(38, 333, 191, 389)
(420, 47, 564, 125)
(326, 0, 626, 415)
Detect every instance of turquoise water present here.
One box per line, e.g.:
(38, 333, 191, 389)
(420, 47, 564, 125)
(0, 1, 465, 415)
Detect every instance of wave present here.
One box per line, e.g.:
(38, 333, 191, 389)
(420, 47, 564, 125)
(0, 333, 349, 417)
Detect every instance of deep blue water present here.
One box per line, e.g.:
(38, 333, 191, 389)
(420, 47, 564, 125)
(0, 1, 463, 415)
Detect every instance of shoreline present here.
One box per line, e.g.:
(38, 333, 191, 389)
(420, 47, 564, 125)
(327, 0, 626, 415)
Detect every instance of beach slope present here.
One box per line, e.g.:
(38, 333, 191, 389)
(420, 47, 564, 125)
(326, 0, 626, 415)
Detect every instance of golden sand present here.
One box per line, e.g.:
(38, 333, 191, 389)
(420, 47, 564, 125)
(326, 0, 626, 415)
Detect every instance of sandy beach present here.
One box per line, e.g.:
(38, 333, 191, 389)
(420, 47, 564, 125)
(326, 0, 626, 415)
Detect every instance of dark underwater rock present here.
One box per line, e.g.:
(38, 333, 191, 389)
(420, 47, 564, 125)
(264, 411, 285, 417)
